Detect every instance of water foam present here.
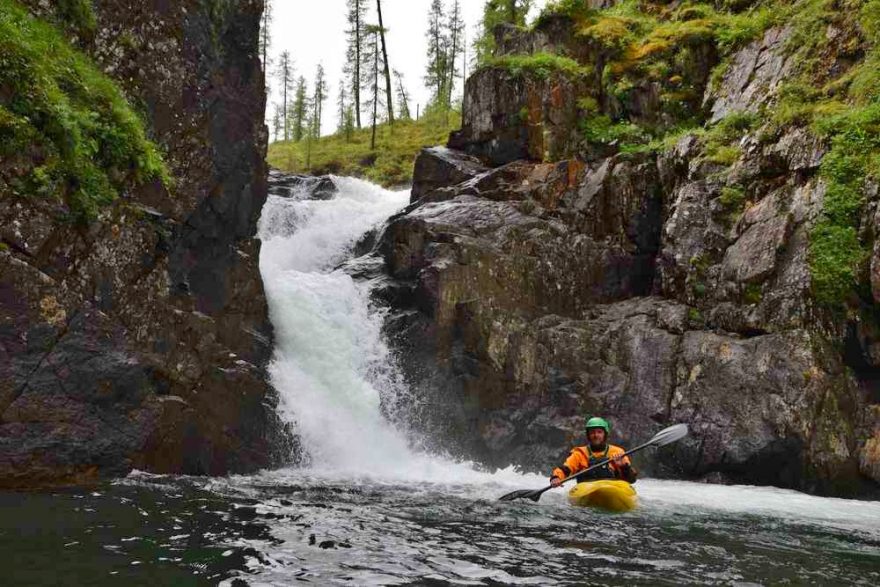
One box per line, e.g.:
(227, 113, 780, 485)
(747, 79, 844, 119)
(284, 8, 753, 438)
(259, 176, 520, 484)
(257, 174, 880, 531)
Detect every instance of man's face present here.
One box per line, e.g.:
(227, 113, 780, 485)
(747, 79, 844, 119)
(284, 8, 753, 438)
(588, 428, 606, 446)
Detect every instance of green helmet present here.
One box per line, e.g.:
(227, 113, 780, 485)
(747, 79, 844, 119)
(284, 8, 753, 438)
(585, 416, 610, 435)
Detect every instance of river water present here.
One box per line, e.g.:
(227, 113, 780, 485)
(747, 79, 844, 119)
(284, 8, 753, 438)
(2, 176, 879, 586)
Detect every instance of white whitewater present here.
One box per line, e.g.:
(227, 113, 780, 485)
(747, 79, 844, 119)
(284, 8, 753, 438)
(257, 175, 880, 536)
(258, 176, 526, 485)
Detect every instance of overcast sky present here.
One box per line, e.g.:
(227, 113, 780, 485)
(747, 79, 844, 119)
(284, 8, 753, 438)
(265, 0, 548, 136)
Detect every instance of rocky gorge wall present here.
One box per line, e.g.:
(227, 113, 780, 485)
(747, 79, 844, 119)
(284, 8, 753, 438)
(0, 0, 285, 488)
(372, 1, 880, 497)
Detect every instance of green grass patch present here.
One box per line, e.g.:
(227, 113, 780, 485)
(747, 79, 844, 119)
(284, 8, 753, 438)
(743, 283, 764, 304)
(0, 0, 169, 221)
(485, 52, 590, 79)
(807, 104, 880, 306)
(267, 110, 460, 187)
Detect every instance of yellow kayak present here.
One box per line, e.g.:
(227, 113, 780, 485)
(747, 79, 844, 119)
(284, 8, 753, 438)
(567, 480, 637, 512)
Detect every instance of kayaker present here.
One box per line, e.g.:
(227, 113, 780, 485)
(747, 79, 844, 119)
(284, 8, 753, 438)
(549, 417, 637, 486)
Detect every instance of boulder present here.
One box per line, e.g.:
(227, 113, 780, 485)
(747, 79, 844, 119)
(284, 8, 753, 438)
(449, 66, 591, 165)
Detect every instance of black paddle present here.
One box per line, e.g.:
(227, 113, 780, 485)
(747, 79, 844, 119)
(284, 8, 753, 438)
(498, 423, 689, 502)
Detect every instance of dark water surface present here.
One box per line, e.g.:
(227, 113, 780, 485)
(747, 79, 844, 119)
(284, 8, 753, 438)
(2, 471, 879, 586)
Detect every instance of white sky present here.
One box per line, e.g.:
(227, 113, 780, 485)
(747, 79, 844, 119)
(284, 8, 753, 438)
(265, 0, 548, 136)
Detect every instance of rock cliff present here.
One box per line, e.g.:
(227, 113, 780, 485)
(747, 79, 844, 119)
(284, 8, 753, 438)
(0, 0, 285, 488)
(376, 0, 880, 497)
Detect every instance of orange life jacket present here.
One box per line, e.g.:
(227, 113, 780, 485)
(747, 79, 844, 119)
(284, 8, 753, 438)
(552, 444, 632, 482)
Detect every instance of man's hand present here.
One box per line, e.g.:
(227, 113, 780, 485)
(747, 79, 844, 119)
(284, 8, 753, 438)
(550, 477, 562, 487)
(610, 455, 627, 467)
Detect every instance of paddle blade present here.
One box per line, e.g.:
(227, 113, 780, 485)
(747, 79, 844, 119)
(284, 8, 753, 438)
(498, 488, 546, 502)
(649, 423, 688, 447)
(498, 489, 534, 502)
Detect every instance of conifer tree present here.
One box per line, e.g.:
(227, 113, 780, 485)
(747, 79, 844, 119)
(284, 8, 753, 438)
(424, 0, 448, 107)
(291, 75, 309, 142)
(394, 69, 410, 120)
(343, 106, 356, 142)
(259, 0, 272, 71)
(274, 51, 294, 140)
(312, 64, 328, 137)
(445, 0, 465, 109)
(365, 25, 384, 150)
(375, 0, 394, 125)
(336, 81, 348, 135)
(344, 0, 368, 129)
(475, 0, 532, 63)
(271, 102, 283, 142)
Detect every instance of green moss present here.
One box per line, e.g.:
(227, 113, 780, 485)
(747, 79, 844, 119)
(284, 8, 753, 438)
(52, 0, 97, 38)
(536, 0, 592, 25)
(698, 112, 757, 164)
(581, 114, 648, 147)
(0, 0, 169, 221)
(719, 185, 746, 220)
(809, 222, 866, 306)
(743, 283, 763, 305)
(485, 52, 590, 79)
(688, 307, 704, 322)
(807, 104, 880, 307)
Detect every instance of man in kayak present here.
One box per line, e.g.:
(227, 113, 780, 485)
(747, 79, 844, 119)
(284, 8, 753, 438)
(550, 417, 638, 486)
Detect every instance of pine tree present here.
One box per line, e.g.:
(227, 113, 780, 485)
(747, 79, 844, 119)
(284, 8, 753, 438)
(291, 75, 309, 142)
(344, 0, 368, 129)
(424, 0, 448, 107)
(259, 0, 272, 72)
(271, 102, 283, 142)
(393, 69, 410, 120)
(475, 0, 533, 63)
(336, 81, 348, 135)
(312, 64, 328, 138)
(364, 25, 385, 150)
(445, 0, 465, 109)
(375, 0, 394, 126)
(274, 51, 294, 141)
(343, 106, 356, 142)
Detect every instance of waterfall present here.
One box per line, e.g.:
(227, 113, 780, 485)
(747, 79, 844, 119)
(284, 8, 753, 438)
(258, 175, 496, 482)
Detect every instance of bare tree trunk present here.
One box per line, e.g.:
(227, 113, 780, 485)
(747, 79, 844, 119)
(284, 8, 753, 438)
(355, 7, 362, 129)
(376, 0, 394, 126)
(370, 32, 379, 150)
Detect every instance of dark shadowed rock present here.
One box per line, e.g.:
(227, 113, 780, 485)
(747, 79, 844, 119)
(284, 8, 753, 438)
(411, 147, 489, 203)
(269, 170, 338, 200)
(0, 0, 288, 488)
(449, 66, 591, 165)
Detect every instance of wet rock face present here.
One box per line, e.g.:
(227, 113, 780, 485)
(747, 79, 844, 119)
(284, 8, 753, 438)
(449, 67, 591, 166)
(375, 30, 879, 494)
(706, 27, 794, 123)
(0, 1, 286, 488)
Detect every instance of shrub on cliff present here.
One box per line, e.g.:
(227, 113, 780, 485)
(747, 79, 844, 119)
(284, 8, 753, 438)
(0, 0, 169, 222)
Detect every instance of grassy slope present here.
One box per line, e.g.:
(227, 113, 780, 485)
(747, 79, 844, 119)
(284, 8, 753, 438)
(0, 0, 168, 222)
(267, 110, 460, 187)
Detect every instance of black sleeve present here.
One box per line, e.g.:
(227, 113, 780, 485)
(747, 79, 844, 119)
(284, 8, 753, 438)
(619, 463, 638, 484)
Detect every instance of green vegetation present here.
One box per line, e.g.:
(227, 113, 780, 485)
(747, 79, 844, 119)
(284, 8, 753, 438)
(808, 105, 880, 306)
(486, 52, 589, 79)
(267, 110, 460, 186)
(0, 0, 169, 222)
(719, 185, 747, 224)
(700, 112, 758, 164)
(743, 283, 763, 305)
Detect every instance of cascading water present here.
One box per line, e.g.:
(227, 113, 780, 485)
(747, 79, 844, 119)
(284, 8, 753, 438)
(5, 175, 876, 585)
(258, 176, 413, 475)
(258, 176, 503, 483)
